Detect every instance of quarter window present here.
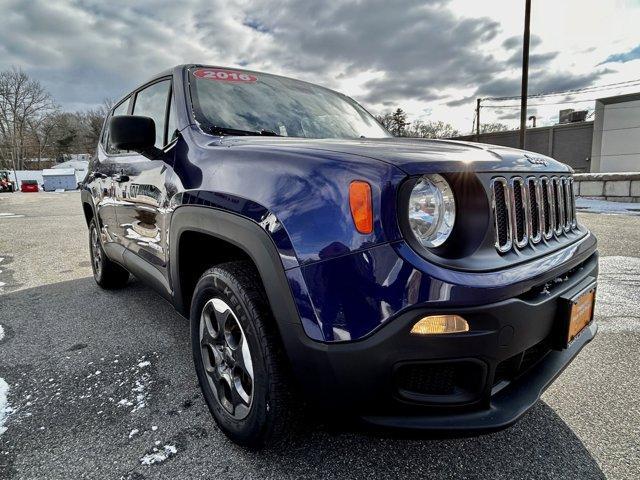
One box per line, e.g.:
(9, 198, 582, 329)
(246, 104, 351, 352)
(132, 80, 171, 148)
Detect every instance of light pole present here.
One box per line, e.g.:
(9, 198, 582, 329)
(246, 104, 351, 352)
(519, 0, 531, 149)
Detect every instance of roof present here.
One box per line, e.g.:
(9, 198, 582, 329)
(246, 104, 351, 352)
(52, 159, 89, 170)
(597, 92, 640, 105)
(42, 168, 76, 176)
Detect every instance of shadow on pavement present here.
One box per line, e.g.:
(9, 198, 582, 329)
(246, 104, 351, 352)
(0, 277, 605, 479)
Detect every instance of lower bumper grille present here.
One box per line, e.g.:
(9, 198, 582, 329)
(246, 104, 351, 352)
(493, 337, 553, 386)
(395, 360, 487, 405)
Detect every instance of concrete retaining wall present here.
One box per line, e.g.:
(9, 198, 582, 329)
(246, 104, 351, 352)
(574, 172, 640, 203)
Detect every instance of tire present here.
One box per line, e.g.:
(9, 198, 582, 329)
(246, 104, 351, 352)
(88, 218, 129, 289)
(190, 261, 295, 448)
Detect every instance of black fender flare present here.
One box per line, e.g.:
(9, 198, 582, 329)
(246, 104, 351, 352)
(168, 205, 316, 363)
(80, 189, 96, 226)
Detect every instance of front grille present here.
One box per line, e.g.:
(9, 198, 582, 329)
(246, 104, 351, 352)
(491, 174, 578, 253)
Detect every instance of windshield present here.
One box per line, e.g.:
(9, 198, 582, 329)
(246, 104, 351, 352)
(189, 67, 391, 139)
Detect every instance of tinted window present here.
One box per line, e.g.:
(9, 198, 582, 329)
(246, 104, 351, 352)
(190, 68, 390, 139)
(133, 80, 171, 147)
(106, 98, 131, 154)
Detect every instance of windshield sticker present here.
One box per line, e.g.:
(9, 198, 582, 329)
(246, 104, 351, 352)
(193, 68, 257, 83)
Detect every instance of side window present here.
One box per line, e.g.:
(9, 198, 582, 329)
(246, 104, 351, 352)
(106, 98, 131, 155)
(132, 80, 171, 148)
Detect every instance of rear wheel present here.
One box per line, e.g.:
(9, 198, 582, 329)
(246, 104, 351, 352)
(89, 219, 129, 288)
(190, 261, 295, 448)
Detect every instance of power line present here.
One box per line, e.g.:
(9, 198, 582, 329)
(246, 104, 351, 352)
(483, 98, 620, 108)
(484, 78, 640, 101)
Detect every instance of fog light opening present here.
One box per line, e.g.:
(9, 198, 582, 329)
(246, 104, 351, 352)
(411, 315, 469, 335)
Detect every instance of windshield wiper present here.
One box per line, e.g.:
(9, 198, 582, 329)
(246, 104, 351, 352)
(205, 125, 280, 137)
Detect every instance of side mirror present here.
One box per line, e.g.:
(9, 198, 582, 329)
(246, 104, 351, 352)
(109, 115, 163, 159)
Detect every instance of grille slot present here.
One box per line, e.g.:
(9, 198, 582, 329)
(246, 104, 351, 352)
(527, 177, 542, 243)
(491, 174, 578, 253)
(491, 178, 512, 252)
(540, 177, 553, 239)
(552, 177, 565, 235)
(562, 178, 573, 231)
(511, 178, 528, 248)
(569, 178, 577, 228)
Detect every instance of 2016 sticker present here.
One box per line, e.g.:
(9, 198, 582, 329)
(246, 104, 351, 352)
(193, 68, 257, 82)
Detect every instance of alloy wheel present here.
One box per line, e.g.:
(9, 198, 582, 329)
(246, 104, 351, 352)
(90, 226, 102, 277)
(200, 297, 254, 420)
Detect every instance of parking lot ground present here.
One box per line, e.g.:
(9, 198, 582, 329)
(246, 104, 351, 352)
(1, 191, 639, 479)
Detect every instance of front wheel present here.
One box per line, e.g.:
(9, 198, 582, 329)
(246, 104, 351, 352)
(190, 261, 296, 448)
(89, 219, 129, 289)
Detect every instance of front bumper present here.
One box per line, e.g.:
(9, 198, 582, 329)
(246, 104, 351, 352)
(288, 251, 598, 433)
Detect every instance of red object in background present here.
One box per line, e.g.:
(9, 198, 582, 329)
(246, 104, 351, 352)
(20, 180, 39, 192)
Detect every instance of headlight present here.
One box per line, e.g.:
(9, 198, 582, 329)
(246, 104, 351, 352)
(407, 174, 456, 248)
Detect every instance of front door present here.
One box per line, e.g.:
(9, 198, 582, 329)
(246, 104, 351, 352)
(92, 96, 132, 243)
(111, 78, 177, 272)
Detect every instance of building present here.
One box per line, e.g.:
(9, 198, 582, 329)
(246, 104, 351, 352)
(452, 121, 594, 172)
(52, 158, 89, 183)
(590, 93, 640, 173)
(42, 168, 77, 191)
(452, 92, 639, 173)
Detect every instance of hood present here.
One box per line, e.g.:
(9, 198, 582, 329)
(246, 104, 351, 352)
(215, 136, 571, 175)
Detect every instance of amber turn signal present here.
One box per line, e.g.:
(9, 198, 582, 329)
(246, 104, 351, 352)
(410, 315, 469, 335)
(349, 181, 373, 234)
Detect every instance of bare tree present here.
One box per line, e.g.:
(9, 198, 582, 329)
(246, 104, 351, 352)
(27, 110, 60, 168)
(0, 67, 56, 175)
(480, 122, 510, 134)
(77, 99, 113, 155)
(375, 112, 394, 131)
(406, 120, 460, 139)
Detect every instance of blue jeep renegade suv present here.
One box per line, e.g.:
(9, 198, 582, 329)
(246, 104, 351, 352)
(81, 64, 598, 447)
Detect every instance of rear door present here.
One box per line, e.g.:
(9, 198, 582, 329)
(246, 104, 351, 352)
(111, 78, 174, 270)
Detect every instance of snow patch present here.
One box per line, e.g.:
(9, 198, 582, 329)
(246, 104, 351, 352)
(0, 325, 4, 341)
(114, 358, 153, 413)
(129, 428, 139, 439)
(0, 378, 12, 436)
(595, 256, 640, 333)
(576, 198, 640, 215)
(140, 445, 177, 465)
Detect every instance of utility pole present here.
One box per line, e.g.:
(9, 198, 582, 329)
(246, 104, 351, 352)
(476, 98, 481, 139)
(519, 0, 531, 149)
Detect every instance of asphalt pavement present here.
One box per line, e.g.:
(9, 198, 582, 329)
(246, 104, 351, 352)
(0, 191, 638, 479)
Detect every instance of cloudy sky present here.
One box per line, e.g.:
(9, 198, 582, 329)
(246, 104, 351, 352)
(1, 0, 639, 133)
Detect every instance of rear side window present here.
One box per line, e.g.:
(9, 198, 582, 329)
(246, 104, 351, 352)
(106, 98, 131, 155)
(132, 80, 171, 148)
